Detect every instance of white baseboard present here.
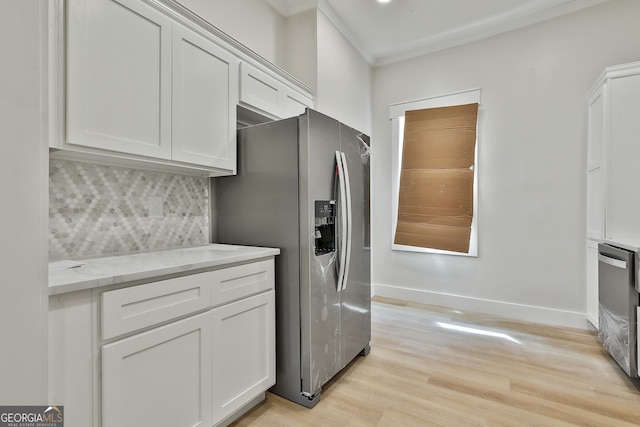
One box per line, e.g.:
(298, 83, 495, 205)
(373, 283, 590, 330)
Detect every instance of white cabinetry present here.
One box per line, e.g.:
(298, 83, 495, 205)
(102, 313, 213, 427)
(587, 85, 604, 241)
(49, 290, 95, 427)
(55, 0, 315, 173)
(101, 271, 212, 340)
(586, 61, 640, 328)
(211, 291, 275, 424)
(172, 24, 238, 170)
(48, 258, 276, 427)
(64, 0, 238, 175)
(606, 73, 640, 239)
(239, 62, 313, 119)
(66, 0, 172, 159)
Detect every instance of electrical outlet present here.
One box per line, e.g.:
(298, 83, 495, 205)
(149, 196, 163, 218)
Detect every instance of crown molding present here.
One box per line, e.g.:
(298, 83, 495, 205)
(317, 0, 376, 66)
(374, 0, 609, 66)
(317, 0, 609, 68)
(265, 0, 317, 17)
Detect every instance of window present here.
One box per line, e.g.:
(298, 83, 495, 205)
(390, 89, 480, 256)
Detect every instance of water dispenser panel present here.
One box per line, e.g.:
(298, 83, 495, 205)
(314, 200, 336, 256)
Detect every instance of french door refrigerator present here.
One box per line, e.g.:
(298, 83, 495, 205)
(217, 108, 371, 407)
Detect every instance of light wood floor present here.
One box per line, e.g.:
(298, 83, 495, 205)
(231, 297, 640, 426)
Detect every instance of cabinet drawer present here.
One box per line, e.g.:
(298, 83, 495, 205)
(211, 260, 274, 307)
(102, 273, 212, 340)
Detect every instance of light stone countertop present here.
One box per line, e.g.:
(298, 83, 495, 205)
(48, 244, 280, 295)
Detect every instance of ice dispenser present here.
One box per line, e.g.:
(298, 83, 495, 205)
(314, 200, 336, 255)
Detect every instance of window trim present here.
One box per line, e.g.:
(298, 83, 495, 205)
(389, 89, 481, 257)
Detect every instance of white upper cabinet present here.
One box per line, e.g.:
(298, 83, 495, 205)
(282, 89, 314, 119)
(239, 62, 281, 116)
(606, 73, 640, 240)
(64, 0, 238, 175)
(587, 85, 604, 240)
(585, 61, 640, 328)
(66, 0, 172, 159)
(588, 62, 640, 241)
(239, 62, 313, 119)
(57, 0, 314, 175)
(172, 24, 238, 171)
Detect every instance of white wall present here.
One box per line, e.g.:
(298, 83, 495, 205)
(283, 9, 317, 89)
(176, 0, 319, 90)
(176, 1, 372, 132)
(316, 10, 372, 134)
(0, 0, 49, 402)
(176, 0, 287, 67)
(372, 0, 640, 328)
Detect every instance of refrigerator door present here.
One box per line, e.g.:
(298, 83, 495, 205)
(339, 124, 372, 367)
(300, 110, 344, 398)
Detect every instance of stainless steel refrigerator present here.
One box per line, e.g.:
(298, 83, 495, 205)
(217, 108, 371, 407)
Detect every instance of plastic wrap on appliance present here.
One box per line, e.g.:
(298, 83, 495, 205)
(313, 248, 337, 284)
(598, 303, 630, 369)
(356, 134, 371, 164)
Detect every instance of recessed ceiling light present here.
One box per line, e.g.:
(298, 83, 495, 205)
(378, 0, 392, 3)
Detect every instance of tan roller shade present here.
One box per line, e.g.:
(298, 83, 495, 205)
(394, 103, 478, 253)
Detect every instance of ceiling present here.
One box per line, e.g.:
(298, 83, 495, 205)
(266, 0, 609, 66)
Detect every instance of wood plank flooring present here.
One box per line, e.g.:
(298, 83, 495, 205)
(231, 297, 640, 426)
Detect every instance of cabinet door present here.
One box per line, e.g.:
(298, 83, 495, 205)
(172, 24, 238, 171)
(211, 291, 275, 424)
(607, 74, 640, 240)
(587, 86, 604, 240)
(49, 291, 94, 427)
(66, 0, 172, 158)
(102, 312, 212, 427)
(239, 62, 281, 117)
(281, 89, 312, 118)
(239, 62, 313, 119)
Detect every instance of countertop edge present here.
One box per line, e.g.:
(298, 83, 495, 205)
(48, 245, 280, 296)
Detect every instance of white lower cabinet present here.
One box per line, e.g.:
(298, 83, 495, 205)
(49, 290, 95, 427)
(102, 312, 213, 427)
(48, 259, 276, 427)
(211, 291, 275, 424)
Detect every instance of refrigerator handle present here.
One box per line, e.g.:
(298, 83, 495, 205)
(335, 151, 348, 292)
(340, 152, 352, 291)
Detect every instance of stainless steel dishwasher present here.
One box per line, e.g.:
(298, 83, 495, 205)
(597, 243, 639, 378)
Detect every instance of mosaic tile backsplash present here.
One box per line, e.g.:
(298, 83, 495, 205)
(49, 160, 209, 260)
